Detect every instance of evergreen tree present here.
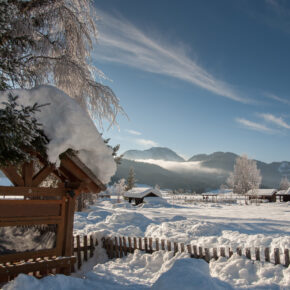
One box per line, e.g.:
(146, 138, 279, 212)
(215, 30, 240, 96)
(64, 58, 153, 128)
(126, 167, 135, 191)
(0, 93, 48, 166)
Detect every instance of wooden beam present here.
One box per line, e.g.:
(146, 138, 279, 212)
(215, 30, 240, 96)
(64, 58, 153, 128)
(63, 197, 75, 257)
(0, 186, 67, 197)
(32, 165, 54, 186)
(23, 161, 33, 186)
(1, 166, 24, 186)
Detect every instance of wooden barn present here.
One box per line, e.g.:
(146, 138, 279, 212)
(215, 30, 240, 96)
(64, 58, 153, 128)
(124, 187, 162, 205)
(0, 151, 105, 282)
(246, 189, 277, 202)
(276, 187, 290, 202)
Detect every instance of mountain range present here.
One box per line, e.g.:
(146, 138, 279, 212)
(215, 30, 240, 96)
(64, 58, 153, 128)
(112, 147, 290, 192)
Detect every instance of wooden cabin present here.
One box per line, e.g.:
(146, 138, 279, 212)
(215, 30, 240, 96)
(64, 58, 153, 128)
(124, 187, 162, 205)
(276, 188, 290, 202)
(246, 189, 277, 202)
(0, 151, 105, 282)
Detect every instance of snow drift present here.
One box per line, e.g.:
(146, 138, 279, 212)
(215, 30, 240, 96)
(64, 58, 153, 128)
(0, 85, 116, 184)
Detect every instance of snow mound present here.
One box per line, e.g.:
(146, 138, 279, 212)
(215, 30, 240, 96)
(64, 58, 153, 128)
(141, 196, 173, 208)
(0, 85, 116, 184)
(152, 258, 233, 290)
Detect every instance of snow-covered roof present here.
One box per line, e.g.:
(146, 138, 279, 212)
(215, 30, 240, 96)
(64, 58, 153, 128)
(246, 189, 277, 196)
(0, 86, 116, 184)
(124, 187, 162, 199)
(277, 187, 290, 195)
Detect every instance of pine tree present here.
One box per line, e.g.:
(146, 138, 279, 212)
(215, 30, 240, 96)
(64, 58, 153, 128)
(0, 93, 48, 166)
(126, 167, 135, 191)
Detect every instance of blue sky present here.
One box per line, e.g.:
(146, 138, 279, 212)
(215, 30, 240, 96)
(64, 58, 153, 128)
(93, 0, 290, 163)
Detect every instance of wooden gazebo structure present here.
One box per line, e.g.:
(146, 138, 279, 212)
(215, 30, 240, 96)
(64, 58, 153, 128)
(0, 152, 105, 282)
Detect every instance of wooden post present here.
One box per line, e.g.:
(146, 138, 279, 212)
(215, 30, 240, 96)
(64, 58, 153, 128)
(220, 247, 225, 258)
(161, 239, 165, 251)
(180, 243, 185, 253)
(63, 196, 75, 257)
(198, 246, 203, 258)
(167, 240, 172, 251)
(205, 248, 210, 262)
(284, 249, 289, 267)
(229, 248, 233, 258)
(138, 237, 142, 250)
(123, 237, 127, 256)
(149, 238, 153, 252)
(115, 237, 119, 258)
(193, 245, 198, 258)
(274, 248, 280, 265)
(187, 245, 192, 256)
(255, 248, 260, 261)
(156, 238, 159, 251)
(144, 237, 148, 252)
(119, 237, 123, 258)
(265, 248, 270, 262)
(246, 248, 251, 260)
(133, 237, 137, 251)
(174, 242, 178, 254)
(83, 235, 88, 261)
(236, 247, 242, 256)
(76, 235, 81, 269)
(89, 236, 94, 258)
(213, 248, 218, 260)
(128, 237, 132, 253)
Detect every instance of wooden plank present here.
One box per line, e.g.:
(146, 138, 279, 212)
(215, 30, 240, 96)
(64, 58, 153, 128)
(83, 235, 88, 261)
(255, 248, 260, 261)
(90, 236, 94, 257)
(76, 235, 82, 269)
(265, 248, 270, 262)
(156, 238, 159, 252)
(32, 165, 54, 187)
(63, 197, 75, 257)
(274, 248, 280, 265)
(0, 216, 62, 227)
(284, 249, 289, 267)
(167, 240, 171, 251)
(0, 249, 57, 264)
(23, 162, 33, 186)
(1, 166, 24, 186)
(0, 186, 67, 197)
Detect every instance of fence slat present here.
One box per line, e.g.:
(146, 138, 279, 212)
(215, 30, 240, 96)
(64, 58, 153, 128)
(274, 248, 280, 265)
(174, 242, 178, 254)
(123, 237, 127, 256)
(133, 237, 137, 251)
(156, 238, 159, 251)
(265, 248, 270, 262)
(161, 239, 165, 251)
(167, 241, 172, 251)
(138, 237, 142, 251)
(198, 246, 203, 258)
(119, 237, 123, 258)
(284, 249, 289, 267)
(220, 247, 225, 258)
(180, 243, 185, 253)
(246, 248, 251, 260)
(255, 248, 260, 261)
(205, 248, 210, 262)
(193, 245, 198, 258)
(89, 236, 94, 258)
(115, 237, 119, 258)
(144, 237, 148, 252)
(236, 247, 242, 256)
(76, 235, 81, 269)
(213, 248, 218, 260)
(149, 238, 153, 252)
(128, 237, 132, 253)
(83, 235, 88, 262)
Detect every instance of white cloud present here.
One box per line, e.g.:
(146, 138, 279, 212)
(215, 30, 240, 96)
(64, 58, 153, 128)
(135, 138, 158, 147)
(236, 118, 275, 133)
(126, 129, 142, 136)
(135, 159, 224, 174)
(264, 93, 290, 105)
(259, 113, 290, 129)
(93, 9, 250, 103)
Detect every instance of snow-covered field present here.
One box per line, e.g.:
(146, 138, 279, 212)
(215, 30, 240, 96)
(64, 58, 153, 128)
(3, 196, 290, 289)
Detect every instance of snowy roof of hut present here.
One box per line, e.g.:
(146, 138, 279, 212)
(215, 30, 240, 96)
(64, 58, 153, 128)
(124, 187, 162, 199)
(246, 189, 277, 196)
(0, 86, 116, 186)
(277, 187, 290, 195)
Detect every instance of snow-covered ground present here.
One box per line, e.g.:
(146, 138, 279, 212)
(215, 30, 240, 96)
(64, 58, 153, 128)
(3, 196, 290, 289)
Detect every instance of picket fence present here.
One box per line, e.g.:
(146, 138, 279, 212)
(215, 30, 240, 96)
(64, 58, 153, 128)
(102, 235, 290, 268)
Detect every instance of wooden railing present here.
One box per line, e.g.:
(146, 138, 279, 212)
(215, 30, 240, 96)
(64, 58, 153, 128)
(102, 236, 290, 268)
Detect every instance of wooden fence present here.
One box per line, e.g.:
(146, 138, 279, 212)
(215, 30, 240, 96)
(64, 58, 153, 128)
(102, 236, 290, 268)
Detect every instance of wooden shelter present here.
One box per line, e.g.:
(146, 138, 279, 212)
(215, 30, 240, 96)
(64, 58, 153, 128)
(276, 188, 290, 202)
(0, 152, 105, 282)
(124, 188, 162, 205)
(246, 189, 277, 203)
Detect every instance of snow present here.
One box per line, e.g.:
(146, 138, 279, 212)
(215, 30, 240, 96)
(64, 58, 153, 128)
(124, 187, 162, 198)
(0, 85, 116, 184)
(2, 190, 290, 289)
(246, 189, 277, 196)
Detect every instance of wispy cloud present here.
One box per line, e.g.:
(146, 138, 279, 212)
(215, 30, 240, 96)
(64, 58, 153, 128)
(94, 9, 250, 103)
(259, 113, 290, 129)
(264, 93, 290, 105)
(126, 129, 142, 136)
(236, 118, 275, 133)
(135, 138, 158, 147)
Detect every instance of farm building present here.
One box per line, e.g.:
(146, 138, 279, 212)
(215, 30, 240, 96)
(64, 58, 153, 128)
(246, 189, 278, 202)
(124, 187, 162, 205)
(276, 187, 290, 202)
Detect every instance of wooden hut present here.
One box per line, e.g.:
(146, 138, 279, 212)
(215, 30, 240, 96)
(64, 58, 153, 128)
(276, 188, 290, 202)
(0, 151, 105, 282)
(246, 189, 277, 202)
(124, 187, 161, 205)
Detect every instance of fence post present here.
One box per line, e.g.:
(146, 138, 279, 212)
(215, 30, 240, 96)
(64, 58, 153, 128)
(109, 238, 114, 259)
(76, 235, 82, 269)
(220, 247, 225, 258)
(174, 242, 178, 255)
(236, 247, 242, 256)
(83, 235, 88, 262)
(156, 238, 159, 251)
(167, 240, 172, 251)
(161, 239, 165, 251)
(144, 237, 148, 252)
(274, 248, 280, 265)
(133, 237, 137, 251)
(245, 248, 251, 260)
(213, 248, 218, 260)
(180, 243, 185, 253)
(205, 248, 210, 262)
(255, 248, 260, 261)
(193, 245, 198, 258)
(265, 248, 270, 262)
(119, 237, 123, 258)
(89, 236, 94, 258)
(284, 249, 289, 267)
(138, 237, 142, 251)
(115, 237, 119, 258)
(128, 237, 132, 253)
(123, 237, 127, 256)
(187, 244, 192, 256)
(149, 238, 153, 253)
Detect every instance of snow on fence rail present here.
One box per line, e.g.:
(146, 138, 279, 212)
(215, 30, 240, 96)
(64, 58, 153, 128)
(102, 236, 290, 268)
